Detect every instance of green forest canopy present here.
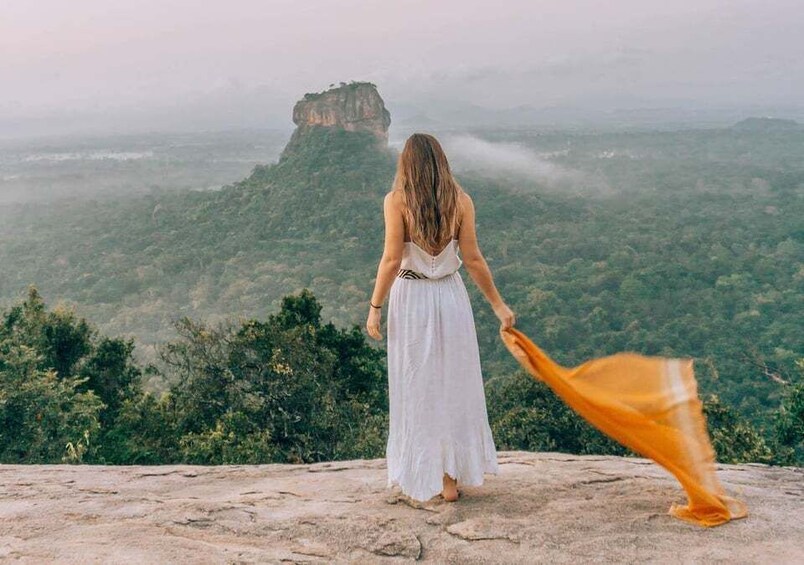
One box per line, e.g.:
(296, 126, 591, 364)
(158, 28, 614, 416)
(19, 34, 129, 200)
(2, 286, 800, 466)
(0, 124, 802, 438)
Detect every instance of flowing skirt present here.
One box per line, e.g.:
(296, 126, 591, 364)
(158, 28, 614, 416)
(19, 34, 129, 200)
(386, 270, 499, 501)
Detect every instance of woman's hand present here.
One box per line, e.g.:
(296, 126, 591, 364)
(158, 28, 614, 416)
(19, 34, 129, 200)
(366, 306, 383, 340)
(493, 301, 516, 330)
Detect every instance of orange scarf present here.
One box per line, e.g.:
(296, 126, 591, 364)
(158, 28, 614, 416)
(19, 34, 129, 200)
(499, 326, 747, 527)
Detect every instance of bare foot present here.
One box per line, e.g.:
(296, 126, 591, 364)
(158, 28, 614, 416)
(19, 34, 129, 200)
(441, 473, 459, 502)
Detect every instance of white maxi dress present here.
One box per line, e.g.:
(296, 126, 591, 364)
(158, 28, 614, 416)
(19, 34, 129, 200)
(386, 237, 500, 501)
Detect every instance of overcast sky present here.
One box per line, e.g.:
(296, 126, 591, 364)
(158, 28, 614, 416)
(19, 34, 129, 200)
(2, 0, 802, 137)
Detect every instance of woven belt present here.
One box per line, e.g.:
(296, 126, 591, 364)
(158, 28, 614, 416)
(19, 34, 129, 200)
(397, 268, 428, 280)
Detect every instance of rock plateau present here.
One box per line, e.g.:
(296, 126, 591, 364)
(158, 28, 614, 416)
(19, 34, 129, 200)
(280, 81, 391, 160)
(0, 451, 801, 564)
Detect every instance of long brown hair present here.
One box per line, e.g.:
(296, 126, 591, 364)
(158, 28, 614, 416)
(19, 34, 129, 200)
(392, 133, 464, 255)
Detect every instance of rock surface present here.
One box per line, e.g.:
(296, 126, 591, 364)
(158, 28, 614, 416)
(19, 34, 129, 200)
(280, 81, 391, 160)
(0, 451, 801, 564)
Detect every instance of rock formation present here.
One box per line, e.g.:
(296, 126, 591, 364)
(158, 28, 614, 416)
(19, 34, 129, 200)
(279, 81, 391, 160)
(0, 452, 801, 563)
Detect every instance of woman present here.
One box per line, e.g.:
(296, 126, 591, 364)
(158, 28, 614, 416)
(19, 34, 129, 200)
(366, 133, 516, 502)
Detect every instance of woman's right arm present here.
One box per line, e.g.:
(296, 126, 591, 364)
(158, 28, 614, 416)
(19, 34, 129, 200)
(457, 192, 516, 329)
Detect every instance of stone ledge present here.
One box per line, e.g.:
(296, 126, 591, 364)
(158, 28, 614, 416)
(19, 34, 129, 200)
(0, 451, 801, 564)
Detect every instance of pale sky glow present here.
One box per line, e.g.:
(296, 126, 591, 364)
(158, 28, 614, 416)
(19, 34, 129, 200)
(2, 0, 802, 136)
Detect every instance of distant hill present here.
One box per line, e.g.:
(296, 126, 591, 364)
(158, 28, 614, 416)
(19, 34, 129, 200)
(0, 83, 558, 372)
(732, 117, 801, 131)
(283, 81, 391, 160)
(0, 83, 802, 430)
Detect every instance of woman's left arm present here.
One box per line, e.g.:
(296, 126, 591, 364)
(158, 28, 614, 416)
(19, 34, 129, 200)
(366, 192, 404, 340)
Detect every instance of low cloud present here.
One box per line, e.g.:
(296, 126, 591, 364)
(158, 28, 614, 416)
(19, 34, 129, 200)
(437, 134, 589, 191)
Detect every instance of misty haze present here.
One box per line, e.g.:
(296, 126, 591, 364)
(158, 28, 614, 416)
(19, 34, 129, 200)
(0, 2, 802, 562)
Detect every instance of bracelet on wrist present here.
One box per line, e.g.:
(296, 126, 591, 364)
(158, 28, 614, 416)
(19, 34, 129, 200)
(370, 301, 382, 309)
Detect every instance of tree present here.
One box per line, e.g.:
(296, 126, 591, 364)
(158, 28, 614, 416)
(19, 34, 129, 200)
(772, 360, 804, 465)
(158, 288, 388, 464)
(0, 344, 102, 463)
(702, 394, 773, 464)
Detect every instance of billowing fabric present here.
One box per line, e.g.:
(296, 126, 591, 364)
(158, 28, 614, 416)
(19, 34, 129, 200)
(386, 239, 499, 501)
(499, 326, 748, 527)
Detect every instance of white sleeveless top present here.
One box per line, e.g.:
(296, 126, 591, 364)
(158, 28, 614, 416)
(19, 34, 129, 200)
(400, 239, 462, 279)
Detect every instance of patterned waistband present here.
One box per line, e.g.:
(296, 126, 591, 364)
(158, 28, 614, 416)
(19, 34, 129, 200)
(397, 268, 428, 280)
